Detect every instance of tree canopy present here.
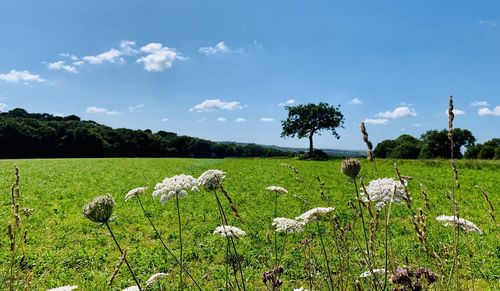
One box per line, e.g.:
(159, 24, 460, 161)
(280, 102, 344, 153)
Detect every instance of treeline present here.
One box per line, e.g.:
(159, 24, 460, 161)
(0, 108, 289, 158)
(374, 128, 499, 159)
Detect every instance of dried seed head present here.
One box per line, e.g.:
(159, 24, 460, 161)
(341, 158, 361, 179)
(448, 95, 454, 140)
(83, 194, 115, 223)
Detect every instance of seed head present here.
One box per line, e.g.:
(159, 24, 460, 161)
(341, 158, 361, 179)
(83, 194, 115, 223)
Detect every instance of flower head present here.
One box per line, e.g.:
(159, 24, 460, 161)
(436, 215, 482, 234)
(83, 194, 115, 223)
(47, 286, 78, 291)
(152, 174, 198, 204)
(146, 272, 168, 286)
(360, 268, 386, 278)
(295, 207, 334, 224)
(266, 186, 288, 194)
(213, 225, 246, 239)
(341, 158, 361, 179)
(361, 178, 407, 210)
(272, 217, 304, 233)
(198, 170, 225, 191)
(122, 286, 139, 291)
(22, 207, 35, 217)
(125, 186, 147, 201)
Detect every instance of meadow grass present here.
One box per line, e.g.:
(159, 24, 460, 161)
(0, 158, 499, 290)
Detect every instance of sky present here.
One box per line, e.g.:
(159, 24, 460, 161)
(0, 1, 499, 150)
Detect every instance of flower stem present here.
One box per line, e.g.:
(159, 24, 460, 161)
(316, 221, 333, 291)
(104, 222, 142, 291)
(175, 194, 183, 290)
(274, 192, 278, 268)
(136, 196, 201, 290)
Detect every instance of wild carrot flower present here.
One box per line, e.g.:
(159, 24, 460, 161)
(293, 288, 310, 291)
(146, 272, 169, 286)
(125, 187, 147, 201)
(341, 158, 361, 179)
(361, 178, 407, 210)
(272, 217, 304, 233)
(436, 215, 482, 234)
(82, 194, 115, 223)
(266, 186, 288, 194)
(295, 207, 334, 224)
(47, 286, 78, 291)
(360, 268, 386, 278)
(152, 174, 198, 204)
(122, 286, 140, 291)
(198, 169, 225, 191)
(213, 225, 246, 239)
(21, 207, 35, 217)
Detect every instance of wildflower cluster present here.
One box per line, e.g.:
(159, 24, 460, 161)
(266, 186, 288, 194)
(82, 194, 115, 223)
(124, 187, 147, 201)
(436, 215, 483, 234)
(213, 225, 246, 239)
(295, 207, 334, 224)
(361, 178, 408, 210)
(272, 217, 304, 233)
(198, 169, 225, 191)
(152, 174, 199, 204)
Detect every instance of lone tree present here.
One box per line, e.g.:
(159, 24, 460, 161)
(281, 102, 344, 153)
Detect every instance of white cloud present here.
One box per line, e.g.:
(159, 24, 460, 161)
(278, 99, 296, 107)
(198, 118, 206, 122)
(119, 40, 138, 55)
(348, 98, 362, 105)
(83, 48, 123, 64)
(376, 106, 417, 118)
(191, 99, 241, 112)
(54, 113, 64, 117)
(260, 117, 275, 122)
(128, 104, 145, 112)
(364, 118, 388, 125)
(161, 118, 169, 122)
(199, 41, 231, 55)
(445, 109, 465, 115)
(86, 106, 118, 115)
(0, 103, 8, 111)
(478, 106, 500, 116)
(470, 100, 489, 107)
(479, 20, 497, 27)
(0, 70, 46, 83)
(58, 53, 79, 61)
(412, 123, 421, 127)
(47, 61, 78, 73)
(73, 61, 85, 66)
(136, 43, 184, 72)
(216, 117, 226, 122)
(235, 117, 246, 122)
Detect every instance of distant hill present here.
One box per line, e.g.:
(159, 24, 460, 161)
(0, 108, 289, 159)
(219, 142, 366, 157)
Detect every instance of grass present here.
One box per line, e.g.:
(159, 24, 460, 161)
(0, 157, 499, 290)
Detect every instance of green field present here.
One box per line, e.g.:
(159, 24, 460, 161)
(1, 158, 499, 290)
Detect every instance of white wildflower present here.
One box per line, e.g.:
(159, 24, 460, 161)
(293, 288, 310, 291)
(266, 186, 288, 194)
(122, 286, 139, 291)
(191, 185, 200, 192)
(125, 186, 147, 201)
(360, 268, 386, 278)
(198, 169, 225, 191)
(436, 215, 483, 234)
(152, 174, 198, 204)
(361, 178, 407, 210)
(295, 207, 334, 224)
(213, 225, 246, 239)
(272, 217, 304, 233)
(146, 272, 168, 286)
(47, 286, 78, 291)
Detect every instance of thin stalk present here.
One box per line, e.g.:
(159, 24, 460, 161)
(274, 192, 279, 267)
(277, 233, 288, 267)
(330, 221, 345, 290)
(214, 190, 246, 291)
(136, 196, 201, 290)
(383, 195, 395, 291)
(226, 240, 230, 290)
(175, 194, 183, 290)
(353, 179, 381, 290)
(316, 221, 333, 291)
(104, 223, 142, 291)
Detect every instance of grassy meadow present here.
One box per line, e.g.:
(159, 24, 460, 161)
(1, 158, 499, 290)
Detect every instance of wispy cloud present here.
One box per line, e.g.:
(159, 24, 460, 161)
(0, 70, 46, 83)
(199, 41, 232, 55)
(161, 118, 169, 122)
(364, 118, 388, 125)
(119, 40, 139, 56)
(136, 43, 184, 72)
(479, 20, 497, 27)
(83, 48, 123, 64)
(235, 117, 247, 122)
(478, 106, 500, 116)
(216, 117, 226, 122)
(348, 98, 362, 105)
(190, 99, 242, 112)
(128, 104, 145, 112)
(278, 99, 296, 107)
(47, 61, 78, 73)
(260, 117, 275, 122)
(0, 103, 8, 111)
(444, 109, 465, 115)
(376, 106, 417, 118)
(86, 106, 118, 115)
(470, 100, 489, 107)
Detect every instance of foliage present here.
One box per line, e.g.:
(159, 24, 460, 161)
(281, 102, 344, 153)
(0, 108, 289, 159)
(464, 138, 500, 160)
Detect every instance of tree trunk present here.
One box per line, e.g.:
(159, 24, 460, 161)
(309, 133, 314, 153)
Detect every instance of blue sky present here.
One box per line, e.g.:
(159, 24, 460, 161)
(0, 1, 499, 150)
